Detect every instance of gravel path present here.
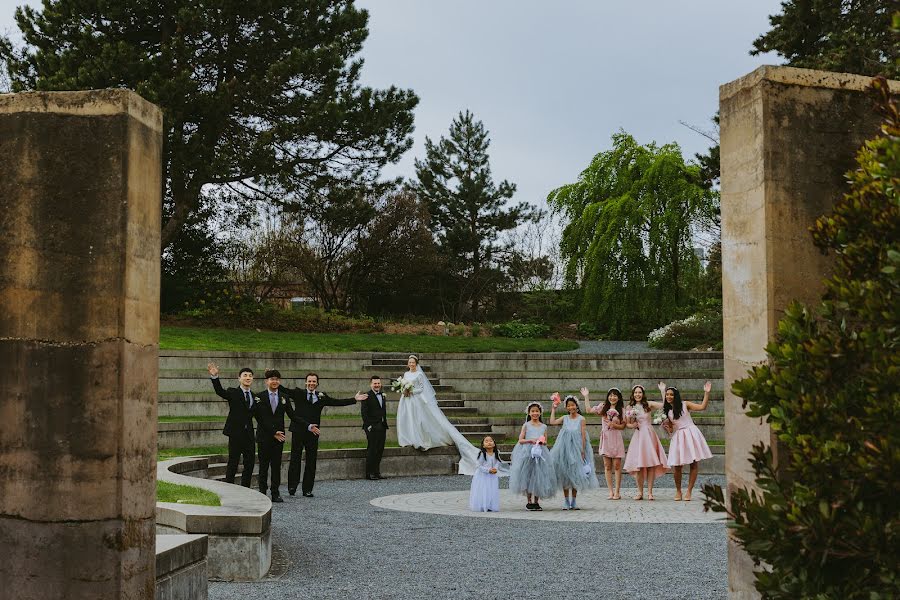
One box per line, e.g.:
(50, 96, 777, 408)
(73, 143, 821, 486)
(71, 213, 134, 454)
(567, 340, 663, 353)
(209, 475, 728, 600)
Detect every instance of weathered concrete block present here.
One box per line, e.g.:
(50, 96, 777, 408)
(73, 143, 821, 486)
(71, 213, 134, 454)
(155, 534, 209, 600)
(720, 66, 900, 599)
(0, 89, 162, 599)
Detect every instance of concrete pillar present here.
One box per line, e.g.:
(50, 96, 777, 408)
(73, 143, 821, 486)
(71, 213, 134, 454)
(720, 66, 899, 599)
(0, 90, 162, 599)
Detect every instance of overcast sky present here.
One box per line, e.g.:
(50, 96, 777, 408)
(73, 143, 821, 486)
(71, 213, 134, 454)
(2, 0, 784, 208)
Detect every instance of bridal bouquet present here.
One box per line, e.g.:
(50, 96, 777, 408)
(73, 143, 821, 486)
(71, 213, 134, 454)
(652, 409, 673, 437)
(606, 408, 620, 423)
(391, 378, 413, 397)
(625, 406, 641, 422)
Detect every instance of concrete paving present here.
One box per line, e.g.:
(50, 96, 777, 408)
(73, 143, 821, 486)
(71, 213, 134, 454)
(208, 474, 728, 600)
(371, 487, 721, 523)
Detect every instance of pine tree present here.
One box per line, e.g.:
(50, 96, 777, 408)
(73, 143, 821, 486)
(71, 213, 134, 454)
(413, 110, 538, 319)
(752, 0, 899, 78)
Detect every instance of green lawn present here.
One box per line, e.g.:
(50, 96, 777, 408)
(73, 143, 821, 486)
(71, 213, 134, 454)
(159, 415, 226, 423)
(156, 480, 221, 506)
(160, 326, 578, 353)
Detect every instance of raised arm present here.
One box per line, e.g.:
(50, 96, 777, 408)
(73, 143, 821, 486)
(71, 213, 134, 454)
(646, 400, 664, 410)
(208, 363, 229, 401)
(685, 381, 713, 412)
(323, 391, 368, 407)
(580, 387, 593, 413)
(548, 403, 564, 426)
(657, 381, 667, 402)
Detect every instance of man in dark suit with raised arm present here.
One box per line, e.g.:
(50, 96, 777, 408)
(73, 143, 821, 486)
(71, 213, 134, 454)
(361, 375, 389, 480)
(208, 363, 255, 487)
(252, 369, 294, 502)
(283, 373, 367, 497)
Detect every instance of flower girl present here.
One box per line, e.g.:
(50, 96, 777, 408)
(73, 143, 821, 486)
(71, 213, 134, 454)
(469, 436, 502, 512)
(509, 402, 557, 511)
(549, 394, 598, 510)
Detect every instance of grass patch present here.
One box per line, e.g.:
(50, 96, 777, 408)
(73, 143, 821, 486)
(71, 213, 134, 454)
(159, 415, 226, 423)
(160, 326, 578, 353)
(156, 480, 221, 506)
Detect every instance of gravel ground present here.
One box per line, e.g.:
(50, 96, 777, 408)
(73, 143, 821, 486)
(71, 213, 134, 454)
(567, 340, 663, 353)
(209, 474, 728, 600)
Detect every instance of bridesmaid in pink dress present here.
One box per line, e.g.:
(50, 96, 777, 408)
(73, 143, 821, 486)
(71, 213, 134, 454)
(582, 387, 626, 500)
(657, 380, 714, 501)
(622, 385, 669, 500)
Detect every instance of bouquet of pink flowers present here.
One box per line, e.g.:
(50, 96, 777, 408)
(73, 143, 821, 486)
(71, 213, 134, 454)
(625, 406, 641, 422)
(606, 408, 620, 422)
(550, 392, 561, 408)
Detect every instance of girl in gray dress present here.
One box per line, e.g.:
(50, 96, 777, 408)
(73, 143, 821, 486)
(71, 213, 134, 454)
(549, 395, 599, 509)
(509, 402, 557, 511)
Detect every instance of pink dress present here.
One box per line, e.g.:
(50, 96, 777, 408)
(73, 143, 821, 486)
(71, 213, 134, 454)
(666, 407, 713, 466)
(623, 409, 669, 476)
(598, 413, 625, 459)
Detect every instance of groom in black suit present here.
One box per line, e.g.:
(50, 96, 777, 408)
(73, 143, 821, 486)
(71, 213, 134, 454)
(283, 373, 366, 496)
(252, 369, 294, 502)
(208, 363, 255, 487)
(361, 375, 389, 480)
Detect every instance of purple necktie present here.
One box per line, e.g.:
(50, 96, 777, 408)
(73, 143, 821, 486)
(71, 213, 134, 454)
(270, 393, 278, 413)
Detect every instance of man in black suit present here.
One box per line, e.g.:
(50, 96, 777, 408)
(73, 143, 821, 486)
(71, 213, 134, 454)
(208, 363, 255, 487)
(361, 375, 389, 480)
(252, 369, 294, 503)
(283, 373, 366, 497)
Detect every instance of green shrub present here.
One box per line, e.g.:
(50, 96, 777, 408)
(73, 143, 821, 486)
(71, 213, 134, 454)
(576, 321, 602, 339)
(491, 319, 551, 338)
(451, 324, 466, 337)
(702, 80, 900, 599)
(470, 323, 483, 337)
(646, 306, 722, 350)
(173, 295, 382, 334)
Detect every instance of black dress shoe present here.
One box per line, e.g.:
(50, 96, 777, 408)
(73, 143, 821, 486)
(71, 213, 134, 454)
(367, 475, 379, 481)
(288, 488, 296, 496)
(272, 496, 284, 503)
(302, 492, 314, 497)
(375, 474, 384, 479)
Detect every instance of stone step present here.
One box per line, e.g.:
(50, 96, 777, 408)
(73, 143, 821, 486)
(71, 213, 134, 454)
(441, 407, 478, 415)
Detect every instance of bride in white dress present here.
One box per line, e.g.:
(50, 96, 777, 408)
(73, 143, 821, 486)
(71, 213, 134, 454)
(395, 355, 481, 476)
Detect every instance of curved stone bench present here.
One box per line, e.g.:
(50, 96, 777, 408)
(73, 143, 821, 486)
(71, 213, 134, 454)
(156, 457, 271, 581)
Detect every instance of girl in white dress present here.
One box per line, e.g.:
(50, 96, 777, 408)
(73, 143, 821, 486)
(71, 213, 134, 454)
(469, 436, 502, 512)
(395, 355, 484, 476)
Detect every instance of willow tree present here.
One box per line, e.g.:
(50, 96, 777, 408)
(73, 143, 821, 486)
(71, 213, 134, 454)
(548, 132, 718, 336)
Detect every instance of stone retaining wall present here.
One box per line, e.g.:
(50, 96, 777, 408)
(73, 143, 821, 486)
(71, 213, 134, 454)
(156, 458, 272, 581)
(155, 535, 208, 600)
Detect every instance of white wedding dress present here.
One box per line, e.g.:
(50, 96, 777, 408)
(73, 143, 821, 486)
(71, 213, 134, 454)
(395, 368, 481, 476)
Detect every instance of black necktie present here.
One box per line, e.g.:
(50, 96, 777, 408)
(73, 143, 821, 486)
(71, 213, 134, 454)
(244, 390, 252, 408)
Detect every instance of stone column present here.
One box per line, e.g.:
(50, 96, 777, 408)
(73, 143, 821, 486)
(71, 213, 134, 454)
(720, 66, 898, 599)
(0, 90, 162, 599)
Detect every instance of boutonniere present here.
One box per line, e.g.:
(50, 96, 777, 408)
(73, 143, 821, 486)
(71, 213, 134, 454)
(254, 397, 261, 404)
(280, 398, 286, 405)
(316, 391, 324, 398)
